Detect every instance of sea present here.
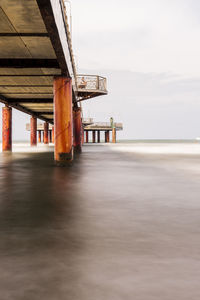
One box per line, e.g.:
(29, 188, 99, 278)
(0, 140, 200, 300)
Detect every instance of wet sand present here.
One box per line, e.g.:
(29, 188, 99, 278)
(0, 142, 200, 299)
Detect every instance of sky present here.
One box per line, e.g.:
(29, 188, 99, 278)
(1, 0, 200, 140)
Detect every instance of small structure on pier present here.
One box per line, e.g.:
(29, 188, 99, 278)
(76, 75, 107, 102)
(83, 119, 123, 143)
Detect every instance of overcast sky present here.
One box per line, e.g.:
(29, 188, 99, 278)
(1, 0, 200, 140)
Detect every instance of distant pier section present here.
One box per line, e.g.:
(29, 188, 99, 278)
(26, 119, 123, 144)
(83, 118, 123, 143)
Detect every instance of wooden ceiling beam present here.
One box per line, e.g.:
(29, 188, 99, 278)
(0, 59, 59, 68)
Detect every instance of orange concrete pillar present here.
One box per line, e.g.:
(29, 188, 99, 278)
(42, 131, 44, 143)
(82, 126, 84, 145)
(2, 106, 12, 152)
(106, 130, 110, 143)
(30, 116, 37, 146)
(97, 131, 100, 143)
(112, 128, 116, 143)
(86, 131, 89, 143)
(92, 131, 96, 143)
(73, 107, 82, 152)
(54, 76, 73, 163)
(44, 122, 49, 144)
(52, 126, 54, 143)
(38, 130, 41, 143)
(49, 130, 52, 143)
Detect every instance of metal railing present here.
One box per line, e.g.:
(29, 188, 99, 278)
(82, 118, 94, 124)
(84, 122, 123, 130)
(77, 75, 107, 93)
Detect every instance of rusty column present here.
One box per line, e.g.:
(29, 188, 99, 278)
(105, 131, 107, 143)
(49, 130, 52, 143)
(112, 128, 116, 143)
(38, 130, 41, 143)
(52, 126, 54, 143)
(30, 116, 37, 146)
(54, 76, 73, 163)
(106, 130, 110, 143)
(73, 107, 82, 153)
(82, 126, 84, 145)
(97, 131, 100, 143)
(2, 105, 12, 152)
(42, 131, 44, 143)
(44, 122, 49, 144)
(92, 131, 96, 143)
(86, 131, 89, 143)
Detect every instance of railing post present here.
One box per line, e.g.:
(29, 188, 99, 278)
(96, 76, 100, 90)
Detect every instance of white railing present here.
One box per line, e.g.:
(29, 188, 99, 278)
(77, 75, 107, 93)
(82, 118, 94, 124)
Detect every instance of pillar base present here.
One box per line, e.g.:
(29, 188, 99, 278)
(74, 145, 82, 153)
(55, 149, 73, 166)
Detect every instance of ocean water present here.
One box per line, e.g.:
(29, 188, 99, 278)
(0, 141, 200, 299)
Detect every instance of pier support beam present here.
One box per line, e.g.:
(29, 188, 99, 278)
(86, 131, 89, 143)
(106, 131, 110, 143)
(49, 130, 52, 143)
(30, 116, 37, 146)
(38, 130, 41, 143)
(97, 131, 100, 143)
(82, 126, 84, 145)
(73, 107, 82, 152)
(112, 128, 116, 143)
(92, 131, 96, 143)
(2, 106, 12, 152)
(54, 76, 73, 163)
(44, 122, 49, 144)
(52, 126, 54, 143)
(42, 131, 44, 143)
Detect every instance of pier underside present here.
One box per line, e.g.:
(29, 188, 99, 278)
(0, 0, 108, 162)
(0, 0, 73, 124)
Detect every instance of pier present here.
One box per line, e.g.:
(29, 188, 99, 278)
(83, 119, 123, 143)
(26, 119, 123, 144)
(0, 0, 108, 163)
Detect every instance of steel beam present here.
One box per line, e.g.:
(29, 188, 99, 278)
(0, 59, 59, 68)
(0, 33, 49, 37)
